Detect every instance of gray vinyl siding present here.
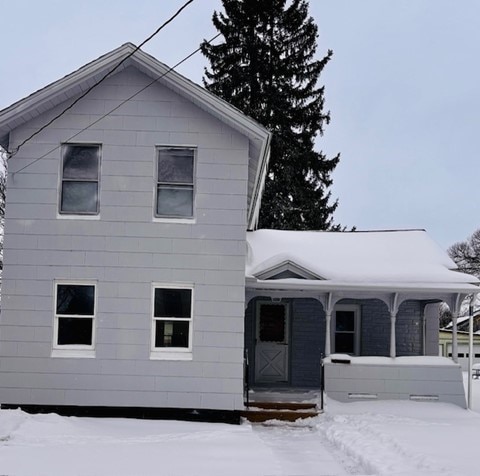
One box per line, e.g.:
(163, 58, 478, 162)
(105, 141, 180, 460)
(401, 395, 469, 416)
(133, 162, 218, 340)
(290, 299, 324, 387)
(245, 296, 433, 388)
(0, 67, 249, 411)
(341, 298, 426, 357)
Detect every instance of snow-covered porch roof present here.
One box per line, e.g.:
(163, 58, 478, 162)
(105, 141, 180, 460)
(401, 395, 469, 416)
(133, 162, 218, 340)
(245, 229, 479, 358)
(246, 229, 479, 297)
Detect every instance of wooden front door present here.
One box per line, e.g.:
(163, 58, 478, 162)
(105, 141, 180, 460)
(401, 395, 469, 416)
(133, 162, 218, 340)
(254, 302, 289, 383)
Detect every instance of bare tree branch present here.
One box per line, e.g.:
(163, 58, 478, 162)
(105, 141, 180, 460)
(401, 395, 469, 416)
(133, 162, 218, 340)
(448, 229, 480, 278)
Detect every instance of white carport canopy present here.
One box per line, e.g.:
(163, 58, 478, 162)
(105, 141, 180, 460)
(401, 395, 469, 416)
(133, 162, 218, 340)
(246, 229, 479, 359)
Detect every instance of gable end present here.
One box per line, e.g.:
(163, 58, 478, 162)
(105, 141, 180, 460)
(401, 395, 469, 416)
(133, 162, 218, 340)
(255, 260, 324, 281)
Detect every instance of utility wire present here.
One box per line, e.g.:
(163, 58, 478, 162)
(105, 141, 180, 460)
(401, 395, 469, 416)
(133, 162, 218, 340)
(10, 33, 221, 176)
(7, 0, 195, 159)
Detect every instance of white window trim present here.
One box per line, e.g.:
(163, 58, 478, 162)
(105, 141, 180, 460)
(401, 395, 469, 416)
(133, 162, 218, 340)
(153, 146, 196, 221)
(52, 280, 97, 358)
(150, 283, 194, 360)
(58, 143, 102, 218)
(57, 213, 101, 221)
(152, 216, 196, 225)
(331, 304, 361, 355)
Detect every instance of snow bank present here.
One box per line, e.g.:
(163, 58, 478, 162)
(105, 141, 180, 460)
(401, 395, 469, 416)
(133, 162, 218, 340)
(3, 394, 480, 475)
(325, 354, 458, 366)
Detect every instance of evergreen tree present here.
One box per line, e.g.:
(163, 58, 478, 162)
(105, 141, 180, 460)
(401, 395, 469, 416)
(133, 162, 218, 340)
(201, 0, 340, 230)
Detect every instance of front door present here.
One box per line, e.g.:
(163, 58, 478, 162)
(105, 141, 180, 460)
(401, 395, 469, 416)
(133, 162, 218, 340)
(254, 301, 289, 383)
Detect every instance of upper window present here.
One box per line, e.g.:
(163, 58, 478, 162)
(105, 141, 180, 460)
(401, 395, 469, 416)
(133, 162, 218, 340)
(54, 283, 96, 352)
(152, 286, 193, 353)
(156, 147, 195, 218)
(60, 144, 100, 215)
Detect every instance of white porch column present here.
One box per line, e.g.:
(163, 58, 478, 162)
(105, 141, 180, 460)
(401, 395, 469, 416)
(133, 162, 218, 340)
(451, 312, 459, 363)
(390, 312, 397, 358)
(389, 293, 399, 358)
(325, 309, 332, 356)
(447, 293, 463, 364)
(324, 292, 334, 357)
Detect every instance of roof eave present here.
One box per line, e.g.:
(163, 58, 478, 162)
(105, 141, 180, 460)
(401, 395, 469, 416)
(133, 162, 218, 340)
(0, 43, 136, 141)
(245, 276, 480, 295)
(247, 132, 271, 229)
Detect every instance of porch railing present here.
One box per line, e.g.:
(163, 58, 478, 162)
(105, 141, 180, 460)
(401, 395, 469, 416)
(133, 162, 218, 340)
(244, 348, 250, 406)
(320, 353, 324, 411)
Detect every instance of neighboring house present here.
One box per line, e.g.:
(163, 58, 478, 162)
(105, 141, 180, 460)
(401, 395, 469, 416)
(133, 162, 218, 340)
(439, 312, 480, 370)
(443, 313, 480, 333)
(0, 44, 477, 418)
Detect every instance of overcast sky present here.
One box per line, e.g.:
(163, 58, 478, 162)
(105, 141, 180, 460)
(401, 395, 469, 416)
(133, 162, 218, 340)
(1, 0, 479, 249)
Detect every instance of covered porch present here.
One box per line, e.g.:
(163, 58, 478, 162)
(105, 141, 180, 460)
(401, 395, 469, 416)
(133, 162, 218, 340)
(244, 229, 479, 409)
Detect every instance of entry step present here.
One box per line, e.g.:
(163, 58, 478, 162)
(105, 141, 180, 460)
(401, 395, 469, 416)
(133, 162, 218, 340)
(241, 401, 320, 422)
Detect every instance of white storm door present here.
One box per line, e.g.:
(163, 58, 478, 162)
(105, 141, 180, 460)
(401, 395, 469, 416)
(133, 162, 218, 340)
(254, 302, 289, 383)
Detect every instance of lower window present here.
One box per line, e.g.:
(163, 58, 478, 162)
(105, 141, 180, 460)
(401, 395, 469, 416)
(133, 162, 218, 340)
(333, 305, 360, 355)
(152, 285, 193, 356)
(54, 282, 96, 354)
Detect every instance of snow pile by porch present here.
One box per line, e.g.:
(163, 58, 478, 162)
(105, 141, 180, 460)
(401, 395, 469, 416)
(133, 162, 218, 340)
(246, 229, 479, 291)
(324, 354, 458, 366)
(323, 354, 466, 408)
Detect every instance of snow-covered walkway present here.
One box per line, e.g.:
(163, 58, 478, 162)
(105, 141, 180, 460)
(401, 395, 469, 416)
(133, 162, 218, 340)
(253, 421, 364, 475)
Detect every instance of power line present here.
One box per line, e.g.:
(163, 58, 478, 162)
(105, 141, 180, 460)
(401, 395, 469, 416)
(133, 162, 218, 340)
(10, 33, 221, 177)
(7, 0, 195, 159)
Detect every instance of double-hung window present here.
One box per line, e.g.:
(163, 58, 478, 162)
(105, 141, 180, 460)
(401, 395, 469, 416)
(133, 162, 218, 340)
(151, 285, 193, 358)
(60, 144, 100, 215)
(53, 282, 96, 356)
(156, 147, 195, 218)
(332, 305, 361, 355)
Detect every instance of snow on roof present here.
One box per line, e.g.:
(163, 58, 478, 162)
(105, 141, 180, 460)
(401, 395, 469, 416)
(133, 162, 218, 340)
(246, 229, 479, 292)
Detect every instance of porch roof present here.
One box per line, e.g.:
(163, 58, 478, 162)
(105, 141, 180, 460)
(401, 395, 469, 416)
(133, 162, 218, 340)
(246, 229, 479, 295)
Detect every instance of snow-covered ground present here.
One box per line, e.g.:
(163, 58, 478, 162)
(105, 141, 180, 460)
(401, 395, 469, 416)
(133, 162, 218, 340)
(1, 378, 480, 476)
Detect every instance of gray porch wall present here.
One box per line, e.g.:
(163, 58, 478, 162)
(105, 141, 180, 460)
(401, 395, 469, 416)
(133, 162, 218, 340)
(341, 298, 425, 356)
(395, 300, 425, 356)
(245, 298, 255, 386)
(354, 298, 391, 356)
(246, 296, 434, 388)
(290, 299, 324, 387)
